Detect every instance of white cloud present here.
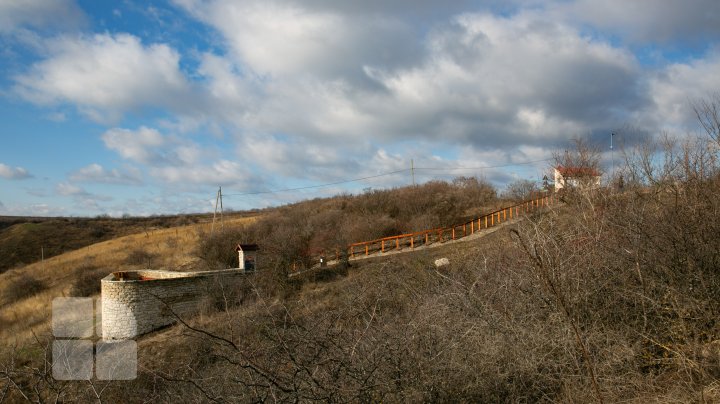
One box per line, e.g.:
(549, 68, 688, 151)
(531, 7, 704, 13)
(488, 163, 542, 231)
(556, 0, 720, 44)
(56, 182, 87, 196)
(0, 202, 66, 217)
(56, 182, 113, 205)
(150, 159, 254, 187)
(100, 126, 260, 189)
(70, 163, 143, 185)
(14, 33, 191, 122)
(176, 0, 421, 81)
(0, 163, 32, 179)
(101, 126, 166, 164)
(0, 0, 85, 33)
(224, 12, 642, 151)
(640, 50, 720, 131)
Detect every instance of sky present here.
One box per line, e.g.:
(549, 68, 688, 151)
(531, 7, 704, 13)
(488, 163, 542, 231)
(0, 0, 718, 217)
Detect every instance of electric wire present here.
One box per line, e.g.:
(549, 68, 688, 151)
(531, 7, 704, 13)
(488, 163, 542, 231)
(222, 158, 552, 198)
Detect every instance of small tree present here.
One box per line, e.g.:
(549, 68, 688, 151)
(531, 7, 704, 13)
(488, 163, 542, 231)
(693, 94, 720, 146)
(504, 179, 539, 201)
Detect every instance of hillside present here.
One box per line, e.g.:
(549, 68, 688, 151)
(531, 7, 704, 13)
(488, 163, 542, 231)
(0, 215, 258, 346)
(2, 148, 720, 403)
(0, 213, 253, 274)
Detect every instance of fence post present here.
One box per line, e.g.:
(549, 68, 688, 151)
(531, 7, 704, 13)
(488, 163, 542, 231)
(381, 240, 385, 253)
(491, 213, 494, 226)
(396, 238, 399, 249)
(410, 236, 414, 249)
(485, 216, 488, 228)
(425, 233, 429, 245)
(365, 245, 369, 256)
(452, 228, 456, 240)
(463, 224, 467, 237)
(471, 221, 474, 234)
(504, 209, 507, 220)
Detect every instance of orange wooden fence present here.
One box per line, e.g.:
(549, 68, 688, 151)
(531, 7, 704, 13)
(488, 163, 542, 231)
(346, 194, 554, 258)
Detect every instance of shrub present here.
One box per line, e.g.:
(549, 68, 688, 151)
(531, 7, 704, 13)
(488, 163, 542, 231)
(124, 248, 158, 268)
(68, 266, 108, 297)
(197, 227, 255, 270)
(1, 273, 47, 304)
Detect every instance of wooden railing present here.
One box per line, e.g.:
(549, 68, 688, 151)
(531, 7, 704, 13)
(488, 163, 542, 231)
(346, 194, 555, 258)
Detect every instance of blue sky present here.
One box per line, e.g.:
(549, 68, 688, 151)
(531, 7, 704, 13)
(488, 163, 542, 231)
(1, 0, 719, 217)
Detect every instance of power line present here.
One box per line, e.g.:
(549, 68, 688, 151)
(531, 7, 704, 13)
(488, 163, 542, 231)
(223, 169, 410, 197)
(413, 158, 552, 171)
(222, 158, 552, 198)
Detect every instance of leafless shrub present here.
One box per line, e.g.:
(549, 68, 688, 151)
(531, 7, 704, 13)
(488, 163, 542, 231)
(68, 264, 108, 297)
(124, 248, 158, 268)
(1, 273, 47, 304)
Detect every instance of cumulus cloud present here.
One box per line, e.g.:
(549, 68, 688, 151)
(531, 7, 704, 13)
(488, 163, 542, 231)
(14, 33, 191, 122)
(0, 202, 66, 217)
(100, 126, 261, 189)
(150, 159, 255, 186)
(640, 50, 720, 130)
(0, 0, 85, 33)
(56, 182, 88, 197)
(556, 0, 720, 44)
(0, 163, 32, 179)
(101, 126, 166, 164)
(69, 163, 143, 185)
(175, 0, 422, 83)
(56, 182, 113, 205)
(223, 12, 643, 152)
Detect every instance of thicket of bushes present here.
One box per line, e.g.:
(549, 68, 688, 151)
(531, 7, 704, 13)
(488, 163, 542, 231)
(198, 177, 499, 273)
(149, 133, 720, 401)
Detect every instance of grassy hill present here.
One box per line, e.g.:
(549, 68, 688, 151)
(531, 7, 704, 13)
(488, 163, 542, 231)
(0, 213, 258, 274)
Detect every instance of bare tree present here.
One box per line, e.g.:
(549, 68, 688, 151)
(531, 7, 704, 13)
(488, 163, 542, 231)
(694, 94, 720, 146)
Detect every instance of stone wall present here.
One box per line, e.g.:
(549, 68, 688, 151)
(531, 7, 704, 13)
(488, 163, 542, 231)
(101, 269, 243, 340)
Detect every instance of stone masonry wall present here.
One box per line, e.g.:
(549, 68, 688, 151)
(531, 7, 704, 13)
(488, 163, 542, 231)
(101, 269, 244, 340)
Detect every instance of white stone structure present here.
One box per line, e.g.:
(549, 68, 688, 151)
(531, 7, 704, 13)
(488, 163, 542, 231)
(236, 244, 259, 272)
(101, 269, 243, 340)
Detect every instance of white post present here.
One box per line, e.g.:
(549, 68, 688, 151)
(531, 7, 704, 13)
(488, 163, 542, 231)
(238, 248, 245, 271)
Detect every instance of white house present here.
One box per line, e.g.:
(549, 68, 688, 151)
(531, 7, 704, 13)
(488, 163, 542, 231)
(554, 166, 601, 192)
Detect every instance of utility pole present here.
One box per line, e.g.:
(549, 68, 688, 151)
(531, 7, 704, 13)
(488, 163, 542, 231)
(411, 159, 416, 186)
(610, 132, 615, 184)
(211, 186, 224, 232)
(219, 186, 224, 230)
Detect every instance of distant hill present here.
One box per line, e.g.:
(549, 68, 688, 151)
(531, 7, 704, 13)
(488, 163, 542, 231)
(0, 213, 238, 273)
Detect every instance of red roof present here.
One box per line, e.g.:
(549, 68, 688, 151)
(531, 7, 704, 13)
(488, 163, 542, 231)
(236, 243, 259, 252)
(556, 166, 601, 177)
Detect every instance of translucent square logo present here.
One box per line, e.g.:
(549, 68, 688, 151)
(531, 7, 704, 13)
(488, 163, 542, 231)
(52, 340, 93, 380)
(52, 297, 94, 338)
(96, 341, 137, 380)
(52, 297, 137, 381)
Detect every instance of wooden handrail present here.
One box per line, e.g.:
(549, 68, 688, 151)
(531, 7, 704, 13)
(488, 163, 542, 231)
(345, 194, 554, 258)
